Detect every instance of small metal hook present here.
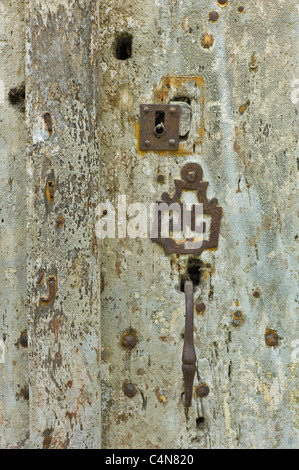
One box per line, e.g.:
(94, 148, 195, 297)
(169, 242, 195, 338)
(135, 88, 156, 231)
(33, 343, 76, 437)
(182, 280, 197, 408)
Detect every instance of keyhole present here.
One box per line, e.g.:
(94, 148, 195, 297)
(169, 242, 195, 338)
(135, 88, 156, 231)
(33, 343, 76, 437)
(154, 111, 165, 139)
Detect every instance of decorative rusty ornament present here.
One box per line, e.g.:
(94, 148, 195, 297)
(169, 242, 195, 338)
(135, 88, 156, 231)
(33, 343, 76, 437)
(151, 163, 222, 256)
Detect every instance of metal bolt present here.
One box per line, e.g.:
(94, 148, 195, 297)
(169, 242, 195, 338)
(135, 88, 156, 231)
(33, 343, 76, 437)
(169, 139, 176, 146)
(123, 383, 138, 398)
(253, 289, 261, 298)
(122, 333, 137, 351)
(144, 140, 150, 146)
(186, 170, 196, 182)
(195, 383, 210, 398)
(20, 333, 28, 348)
(265, 330, 278, 347)
(143, 106, 149, 113)
(209, 11, 219, 22)
(170, 107, 176, 114)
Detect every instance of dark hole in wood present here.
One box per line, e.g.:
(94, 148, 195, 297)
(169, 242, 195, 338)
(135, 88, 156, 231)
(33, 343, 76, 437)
(187, 258, 202, 287)
(8, 83, 25, 112)
(196, 417, 205, 428)
(115, 33, 132, 60)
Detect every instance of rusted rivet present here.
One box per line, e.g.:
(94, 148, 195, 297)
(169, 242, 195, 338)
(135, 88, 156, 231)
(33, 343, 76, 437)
(56, 215, 65, 228)
(21, 386, 29, 400)
(265, 329, 278, 347)
(44, 112, 53, 133)
(169, 139, 176, 145)
(217, 0, 227, 5)
(36, 271, 45, 285)
(195, 302, 206, 314)
(40, 275, 57, 306)
(201, 33, 214, 49)
(232, 310, 243, 326)
(209, 11, 219, 22)
(186, 170, 196, 182)
(157, 173, 165, 183)
(195, 383, 210, 398)
(20, 332, 28, 348)
(170, 107, 176, 114)
(238, 5, 244, 12)
(253, 289, 261, 298)
(121, 333, 137, 351)
(123, 383, 138, 398)
(143, 106, 149, 113)
(144, 140, 150, 146)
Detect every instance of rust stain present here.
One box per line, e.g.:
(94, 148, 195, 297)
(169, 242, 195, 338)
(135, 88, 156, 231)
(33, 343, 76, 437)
(116, 413, 129, 425)
(46, 180, 55, 203)
(201, 33, 214, 49)
(239, 101, 250, 115)
(155, 389, 167, 405)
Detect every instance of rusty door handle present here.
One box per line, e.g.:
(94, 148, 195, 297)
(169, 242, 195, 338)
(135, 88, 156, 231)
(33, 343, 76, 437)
(182, 280, 197, 408)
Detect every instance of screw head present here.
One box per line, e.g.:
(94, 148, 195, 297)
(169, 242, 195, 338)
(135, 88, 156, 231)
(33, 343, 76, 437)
(123, 383, 138, 398)
(144, 140, 150, 146)
(195, 383, 210, 398)
(143, 106, 149, 113)
(169, 139, 176, 145)
(170, 107, 176, 114)
(121, 333, 137, 351)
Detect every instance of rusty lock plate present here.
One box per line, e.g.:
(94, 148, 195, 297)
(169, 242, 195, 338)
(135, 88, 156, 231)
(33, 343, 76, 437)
(139, 104, 180, 151)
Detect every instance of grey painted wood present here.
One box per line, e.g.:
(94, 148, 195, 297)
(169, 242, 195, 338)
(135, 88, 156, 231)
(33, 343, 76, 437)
(26, 0, 101, 448)
(99, 0, 298, 449)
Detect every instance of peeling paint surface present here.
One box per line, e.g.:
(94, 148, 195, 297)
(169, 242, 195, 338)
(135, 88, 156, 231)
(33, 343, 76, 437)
(0, 0, 29, 448)
(26, 0, 101, 448)
(100, 0, 298, 449)
(0, 0, 298, 449)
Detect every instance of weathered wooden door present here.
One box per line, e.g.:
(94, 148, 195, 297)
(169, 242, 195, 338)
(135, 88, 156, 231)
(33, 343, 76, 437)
(99, 0, 298, 449)
(0, 0, 298, 449)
